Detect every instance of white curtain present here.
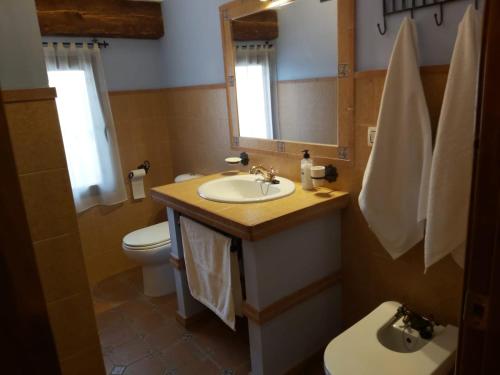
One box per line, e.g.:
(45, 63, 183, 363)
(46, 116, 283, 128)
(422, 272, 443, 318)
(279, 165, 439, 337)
(44, 43, 127, 213)
(235, 42, 280, 139)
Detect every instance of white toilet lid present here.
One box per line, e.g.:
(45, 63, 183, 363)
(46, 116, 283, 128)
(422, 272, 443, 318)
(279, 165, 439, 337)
(123, 222, 171, 248)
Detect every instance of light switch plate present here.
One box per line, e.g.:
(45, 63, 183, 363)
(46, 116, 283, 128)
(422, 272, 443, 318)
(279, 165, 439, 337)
(368, 127, 377, 146)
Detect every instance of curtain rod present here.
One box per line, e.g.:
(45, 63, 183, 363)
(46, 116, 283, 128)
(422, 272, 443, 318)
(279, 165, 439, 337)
(42, 39, 109, 49)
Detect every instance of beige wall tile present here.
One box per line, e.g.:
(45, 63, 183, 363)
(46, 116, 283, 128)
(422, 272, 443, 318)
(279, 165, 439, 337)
(33, 233, 88, 303)
(162, 70, 463, 329)
(20, 169, 78, 242)
(85, 248, 137, 286)
(5, 99, 67, 174)
(47, 291, 101, 360)
(278, 78, 338, 145)
(75, 91, 173, 285)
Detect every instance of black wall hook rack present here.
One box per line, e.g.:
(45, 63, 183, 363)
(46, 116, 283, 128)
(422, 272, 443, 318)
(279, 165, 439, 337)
(377, 0, 479, 35)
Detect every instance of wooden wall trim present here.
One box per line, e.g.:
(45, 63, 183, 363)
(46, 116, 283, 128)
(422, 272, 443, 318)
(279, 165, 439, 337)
(354, 64, 450, 79)
(1, 88, 57, 103)
(109, 83, 227, 97)
(242, 271, 342, 325)
(169, 255, 185, 270)
(109, 78, 337, 97)
(278, 76, 338, 85)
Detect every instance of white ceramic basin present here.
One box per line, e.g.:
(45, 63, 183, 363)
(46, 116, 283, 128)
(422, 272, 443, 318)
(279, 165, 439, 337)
(324, 301, 459, 375)
(198, 174, 296, 203)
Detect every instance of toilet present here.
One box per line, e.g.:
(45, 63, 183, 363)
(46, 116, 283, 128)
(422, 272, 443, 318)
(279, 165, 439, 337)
(122, 173, 203, 297)
(324, 301, 459, 375)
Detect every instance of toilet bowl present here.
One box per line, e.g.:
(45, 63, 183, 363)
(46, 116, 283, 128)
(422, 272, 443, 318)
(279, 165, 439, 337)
(122, 173, 203, 297)
(123, 222, 174, 297)
(324, 301, 459, 375)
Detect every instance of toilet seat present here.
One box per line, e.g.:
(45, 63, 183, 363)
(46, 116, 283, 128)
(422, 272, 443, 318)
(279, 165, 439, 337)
(122, 222, 171, 249)
(122, 240, 171, 251)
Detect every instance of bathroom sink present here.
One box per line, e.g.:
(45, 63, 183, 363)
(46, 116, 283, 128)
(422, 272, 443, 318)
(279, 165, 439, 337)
(377, 317, 431, 353)
(198, 174, 296, 203)
(324, 302, 459, 375)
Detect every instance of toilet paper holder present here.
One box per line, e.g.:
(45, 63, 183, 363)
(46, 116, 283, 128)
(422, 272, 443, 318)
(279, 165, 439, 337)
(128, 160, 151, 180)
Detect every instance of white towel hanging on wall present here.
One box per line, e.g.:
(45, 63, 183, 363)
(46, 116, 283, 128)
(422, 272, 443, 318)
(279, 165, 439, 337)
(359, 18, 433, 259)
(424, 6, 482, 270)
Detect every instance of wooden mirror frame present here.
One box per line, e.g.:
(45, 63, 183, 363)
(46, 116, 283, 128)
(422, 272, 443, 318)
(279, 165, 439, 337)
(219, 0, 355, 163)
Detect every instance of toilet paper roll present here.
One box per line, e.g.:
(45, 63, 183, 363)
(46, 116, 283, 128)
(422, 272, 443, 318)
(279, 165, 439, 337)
(130, 169, 146, 200)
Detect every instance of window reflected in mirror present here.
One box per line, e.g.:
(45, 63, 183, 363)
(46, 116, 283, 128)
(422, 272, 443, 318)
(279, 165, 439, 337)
(231, 0, 338, 145)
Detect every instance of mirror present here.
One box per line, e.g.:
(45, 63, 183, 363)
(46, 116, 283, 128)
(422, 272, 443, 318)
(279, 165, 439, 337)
(233, 0, 338, 145)
(220, 0, 354, 161)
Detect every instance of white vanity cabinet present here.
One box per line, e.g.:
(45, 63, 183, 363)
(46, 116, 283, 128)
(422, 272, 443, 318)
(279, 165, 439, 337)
(152, 172, 349, 374)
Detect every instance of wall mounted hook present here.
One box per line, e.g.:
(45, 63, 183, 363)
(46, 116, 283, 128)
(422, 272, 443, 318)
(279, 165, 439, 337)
(434, 2, 444, 26)
(377, 19, 387, 35)
(474, 0, 479, 10)
(378, 0, 388, 35)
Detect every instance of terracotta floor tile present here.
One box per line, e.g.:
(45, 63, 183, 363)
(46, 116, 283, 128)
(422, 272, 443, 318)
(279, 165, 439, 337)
(96, 308, 126, 332)
(118, 267, 144, 291)
(100, 322, 139, 350)
(124, 354, 166, 375)
(94, 276, 141, 303)
(162, 340, 207, 369)
(148, 292, 177, 308)
(94, 300, 121, 315)
(117, 300, 157, 322)
(110, 337, 152, 366)
(190, 318, 249, 369)
(129, 311, 168, 335)
(154, 301, 178, 319)
(94, 270, 252, 375)
(103, 355, 114, 374)
(144, 320, 186, 351)
(173, 357, 220, 375)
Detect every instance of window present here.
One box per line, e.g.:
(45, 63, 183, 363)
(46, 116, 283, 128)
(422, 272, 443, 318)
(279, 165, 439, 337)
(235, 43, 278, 140)
(48, 70, 103, 190)
(44, 43, 127, 213)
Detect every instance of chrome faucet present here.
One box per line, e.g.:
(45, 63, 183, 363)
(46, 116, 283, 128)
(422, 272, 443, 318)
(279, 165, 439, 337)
(249, 165, 278, 184)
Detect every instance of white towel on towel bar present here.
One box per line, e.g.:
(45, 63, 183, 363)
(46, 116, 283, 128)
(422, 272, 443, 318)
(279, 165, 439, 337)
(425, 6, 482, 270)
(359, 18, 432, 259)
(180, 216, 243, 330)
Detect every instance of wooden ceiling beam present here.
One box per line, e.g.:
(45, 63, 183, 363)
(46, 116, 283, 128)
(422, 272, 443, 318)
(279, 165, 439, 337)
(231, 10, 279, 42)
(35, 0, 164, 40)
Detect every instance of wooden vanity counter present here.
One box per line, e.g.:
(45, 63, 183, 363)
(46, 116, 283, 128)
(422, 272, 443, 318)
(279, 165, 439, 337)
(151, 172, 349, 241)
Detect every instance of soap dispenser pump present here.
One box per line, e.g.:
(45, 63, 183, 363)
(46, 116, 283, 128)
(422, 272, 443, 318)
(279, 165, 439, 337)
(301, 150, 313, 190)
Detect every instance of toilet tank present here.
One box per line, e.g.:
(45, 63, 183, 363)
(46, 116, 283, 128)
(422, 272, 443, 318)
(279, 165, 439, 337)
(174, 173, 203, 183)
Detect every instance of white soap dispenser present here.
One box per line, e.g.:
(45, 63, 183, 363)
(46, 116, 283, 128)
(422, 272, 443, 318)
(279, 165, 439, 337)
(301, 150, 313, 190)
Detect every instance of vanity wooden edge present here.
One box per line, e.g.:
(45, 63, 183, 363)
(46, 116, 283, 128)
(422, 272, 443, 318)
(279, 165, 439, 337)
(151, 188, 350, 241)
(242, 271, 342, 325)
(151, 190, 254, 239)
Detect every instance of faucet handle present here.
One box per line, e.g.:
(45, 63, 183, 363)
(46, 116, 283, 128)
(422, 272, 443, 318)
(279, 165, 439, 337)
(269, 167, 280, 184)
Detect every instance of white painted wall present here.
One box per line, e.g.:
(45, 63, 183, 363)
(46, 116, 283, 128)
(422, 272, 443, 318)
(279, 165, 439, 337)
(0, 0, 48, 90)
(158, 0, 482, 88)
(6, 0, 481, 91)
(160, 0, 228, 88)
(357, 0, 483, 71)
(42, 37, 167, 92)
(276, 0, 338, 81)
